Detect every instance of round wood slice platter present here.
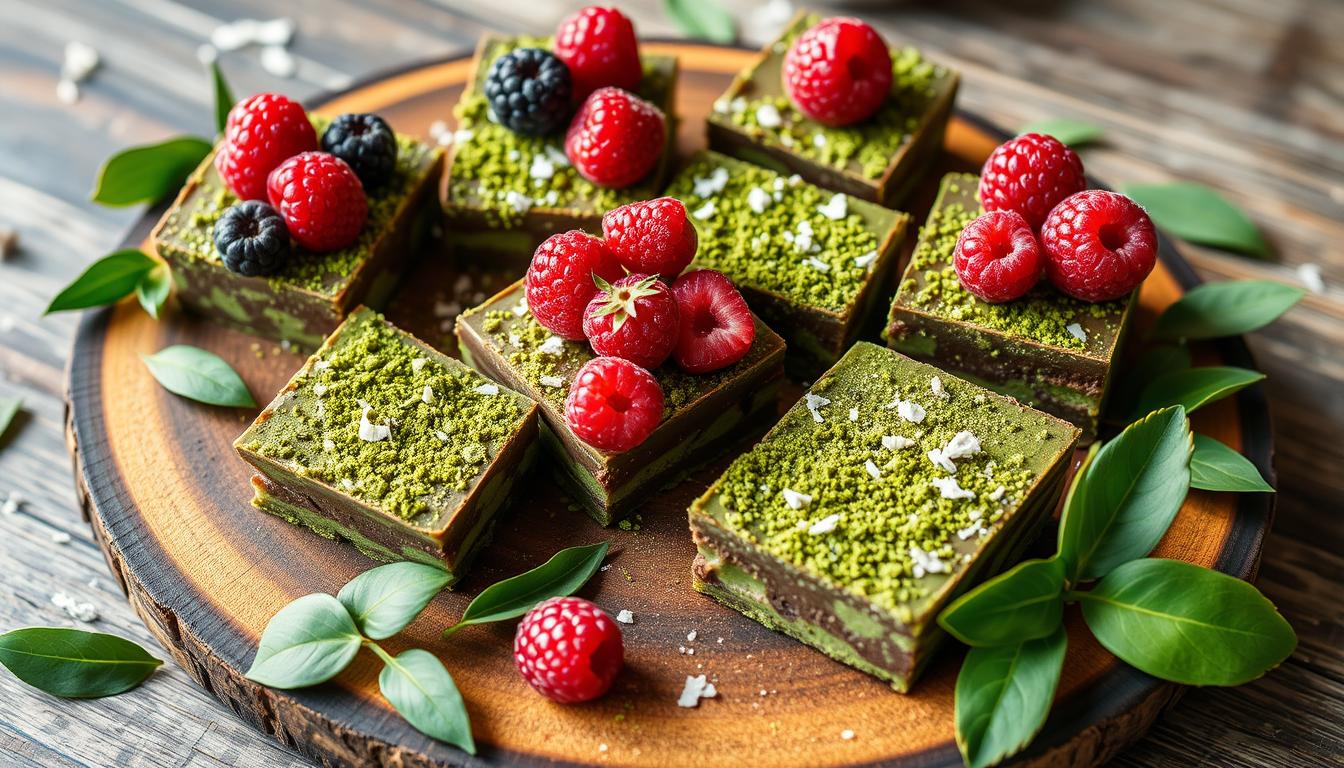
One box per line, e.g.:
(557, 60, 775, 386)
(65, 42, 1275, 768)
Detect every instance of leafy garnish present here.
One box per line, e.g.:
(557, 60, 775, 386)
(1133, 366, 1265, 417)
(211, 61, 236, 136)
(0, 397, 21, 446)
(1120, 182, 1270, 258)
(664, 0, 736, 44)
(46, 249, 158, 314)
(1109, 344, 1190, 418)
(337, 562, 452, 641)
(1151, 279, 1304, 341)
(938, 558, 1065, 647)
(0, 627, 161, 698)
(141, 345, 256, 408)
(136, 265, 172, 320)
(1190, 434, 1274, 492)
(1019, 118, 1103, 147)
(444, 541, 609, 635)
(373, 647, 476, 754)
(90, 137, 212, 207)
(954, 627, 1067, 768)
(245, 594, 363, 689)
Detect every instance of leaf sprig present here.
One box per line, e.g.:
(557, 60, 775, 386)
(0, 627, 162, 698)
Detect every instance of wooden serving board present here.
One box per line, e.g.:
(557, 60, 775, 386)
(65, 42, 1274, 768)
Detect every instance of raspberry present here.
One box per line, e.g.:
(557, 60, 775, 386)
(213, 200, 291, 277)
(953, 211, 1043, 303)
(782, 18, 892, 127)
(601, 197, 697, 278)
(564, 87, 666, 189)
(265, 152, 368, 253)
(670, 270, 756, 374)
(320, 113, 398, 190)
(554, 6, 641, 100)
(1041, 190, 1157, 302)
(583, 274, 679, 369)
(514, 596, 624, 703)
(215, 93, 318, 201)
(525, 230, 626, 339)
(564, 357, 664, 452)
(979, 133, 1087, 230)
(484, 48, 573, 136)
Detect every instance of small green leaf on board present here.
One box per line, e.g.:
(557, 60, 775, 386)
(1151, 279, 1304, 341)
(46, 249, 158, 314)
(664, 0, 736, 44)
(0, 627, 162, 698)
(938, 558, 1065, 648)
(1120, 182, 1270, 258)
(1133, 366, 1265, 418)
(141, 345, 256, 408)
(0, 396, 22, 445)
(91, 137, 212, 207)
(338, 562, 453, 641)
(376, 648, 476, 754)
(1190, 434, 1274, 492)
(954, 626, 1067, 768)
(245, 594, 363, 689)
(211, 61, 236, 136)
(444, 542, 609, 635)
(1019, 118, 1103, 147)
(136, 265, 172, 320)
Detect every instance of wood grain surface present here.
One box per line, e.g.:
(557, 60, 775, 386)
(2, 2, 1341, 767)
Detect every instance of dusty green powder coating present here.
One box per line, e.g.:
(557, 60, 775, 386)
(665, 152, 883, 313)
(899, 174, 1125, 350)
(239, 309, 524, 520)
(168, 116, 438, 296)
(709, 343, 1071, 614)
(716, 14, 946, 180)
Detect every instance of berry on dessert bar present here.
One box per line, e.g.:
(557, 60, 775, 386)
(783, 17, 893, 127)
(1041, 189, 1157, 302)
(213, 200, 291, 277)
(266, 151, 368, 253)
(564, 356, 664, 453)
(601, 197, 697, 278)
(484, 48, 574, 136)
(583, 273, 680, 369)
(554, 5, 641, 99)
(514, 596, 624, 703)
(525, 230, 626, 340)
(215, 93, 318, 201)
(564, 87, 667, 189)
(953, 210, 1043, 303)
(671, 269, 757, 374)
(979, 133, 1086, 230)
(320, 113, 399, 189)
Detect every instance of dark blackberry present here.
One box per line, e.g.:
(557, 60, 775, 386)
(320, 113, 398, 189)
(214, 200, 291, 277)
(484, 48, 573, 136)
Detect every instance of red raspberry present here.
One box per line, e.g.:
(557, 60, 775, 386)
(1041, 190, 1158, 302)
(514, 596, 624, 703)
(583, 273, 680, 369)
(525, 230, 626, 340)
(953, 210, 1043, 303)
(670, 270, 756, 374)
(564, 357, 664, 452)
(554, 6, 641, 100)
(564, 87, 666, 189)
(782, 18, 892, 127)
(265, 152, 367, 252)
(601, 197, 697, 278)
(979, 133, 1087, 230)
(215, 93, 318, 201)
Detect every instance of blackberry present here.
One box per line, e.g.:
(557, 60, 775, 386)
(214, 200, 291, 277)
(484, 48, 573, 136)
(320, 113, 398, 189)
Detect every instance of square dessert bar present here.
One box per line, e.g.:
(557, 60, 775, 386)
(706, 11, 958, 208)
(884, 173, 1137, 441)
(152, 117, 443, 348)
(689, 342, 1079, 691)
(456, 280, 786, 526)
(443, 35, 679, 269)
(235, 307, 538, 580)
(665, 151, 909, 378)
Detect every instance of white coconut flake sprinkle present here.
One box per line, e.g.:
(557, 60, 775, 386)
(849, 408, 859, 422)
(854, 250, 878, 268)
(411, 357, 429, 372)
(747, 186, 772, 214)
(474, 383, 499, 396)
(931, 476, 976, 500)
(616, 609, 635, 624)
(756, 103, 782, 128)
(504, 190, 532, 213)
(865, 460, 882, 480)
(804, 392, 830, 422)
(930, 376, 946, 398)
(538, 335, 565, 356)
(528, 153, 555, 181)
(52, 592, 98, 623)
(808, 513, 841, 535)
(678, 674, 718, 707)
(1066, 323, 1088, 343)
(782, 488, 812, 510)
(693, 167, 729, 197)
(358, 406, 391, 442)
(691, 201, 717, 220)
(883, 434, 915, 450)
(895, 399, 926, 424)
(817, 193, 848, 220)
(988, 485, 1006, 502)
(804, 256, 831, 272)
(422, 385, 434, 404)
(927, 448, 958, 474)
(540, 375, 565, 388)
(942, 431, 982, 460)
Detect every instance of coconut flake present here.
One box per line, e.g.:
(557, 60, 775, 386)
(804, 257, 831, 273)
(538, 335, 565, 356)
(931, 476, 975, 500)
(693, 167, 730, 197)
(474, 383, 499, 396)
(691, 201, 717, 220)
(891, 399, 926, 424)
(616, 609, 635, 624)
(854, 250, 878, 269)
(942, 431, 982, 460)
(540, 375, 565, 388)
(782, 488, 812, 510)
(848, 408, 859, 422)
(312, 383, 329, 396)
(813, 133, 827, 148)
(51, 592, 98, 623)
(817, 193, 848, 220)
(808, 513, 841, 535)
(529, 153, 555, 181)
(927, 448, 958, 474)
(864, 460, 882, 480)
(358, 406, 391, 442)
(910, 545, 949, 575)
(504, 190, 533, 213)
(422, 385, 435, 404)
(883, 434, 915, 450)
(747, 186, 772, 214)
(755, 103, 782, 128)
(410, 357, 429, 373)
(804, 392, 830, 422)
(1298, 263, 1326, 294)
(678, 674, 718, 707)
(987, 485, 1006, 502)
(930, 376, 946, 398)
(322, 438, 336, 452)
(1066, 323, 1088, 343)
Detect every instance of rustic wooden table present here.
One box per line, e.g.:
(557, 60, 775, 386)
(1, 1, 1340, 766)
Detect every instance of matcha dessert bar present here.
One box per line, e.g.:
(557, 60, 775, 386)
(884, 173, 1137, 440)
(706, 12, 958, 208)
(665, 151, 909, 378)
(456, 280, 786, 526)
(235, 307, 538, 579)
(442, 35, 678, 269)
(152, 117, 443, 348)
(689, 342, 1079, 690)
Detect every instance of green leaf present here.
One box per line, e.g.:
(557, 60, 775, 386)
(1109, 344, 1191, 419)
(444, 542, 608, 635)
(955, 627, 1067, 768)
(0, 627, 161, 698)
(141, 345, 256, 408)
(1020, 118, 1103, 147)
(91, 136, 212, 207)
(1058, 406, 1191, 582)
(0, 397, 21, 444)
(338, 562, 452, 641)
(211, 61, 236, 136)
(1078, 558, 1296, 686)
(46, 249, 158, 313)
(1133, 366, 1265, 417)
(1120, 182, 1270, 258)
(376, 648, 475, 754)
(1190, 434, 1274, 492)
(938, 558, 1065, 647)
(1151, 280, 1304, 341)
(135, 265, 171, 320)
(245, 594, 363, 689)
(664, 0, 736, 44)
